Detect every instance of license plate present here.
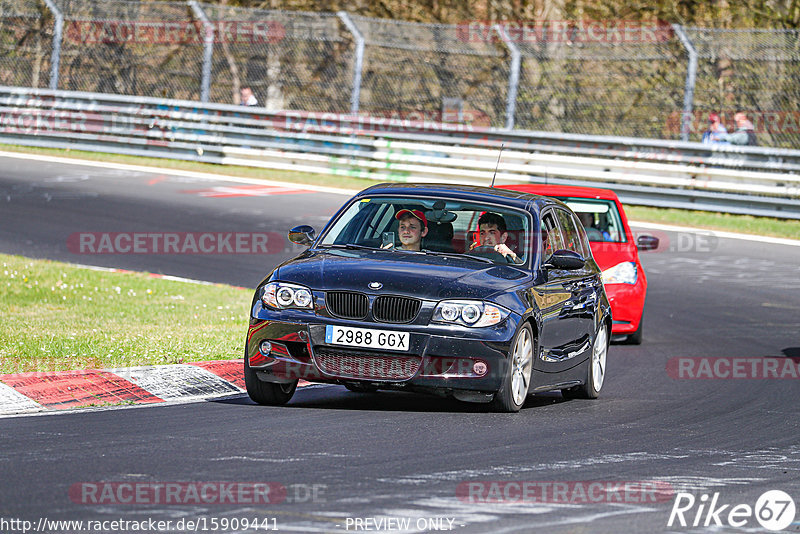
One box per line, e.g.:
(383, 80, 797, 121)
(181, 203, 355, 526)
(325, 325, 410, 351)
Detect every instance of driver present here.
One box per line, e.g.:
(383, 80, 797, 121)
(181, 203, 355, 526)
(471, 212, 523, 264)
(576, 211, 605, 241)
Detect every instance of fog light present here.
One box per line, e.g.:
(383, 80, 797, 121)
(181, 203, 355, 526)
(259, 340, 272, 355)
(473, 361, 488, 376)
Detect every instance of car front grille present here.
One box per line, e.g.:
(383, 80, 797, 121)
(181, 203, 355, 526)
(326, 291, 368, 320)
(314, 348, 421, 380)
(373, 296, 421, 323)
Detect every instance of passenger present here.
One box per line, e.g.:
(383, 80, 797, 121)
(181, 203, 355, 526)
(388, 209, 428, 251)
(471, 212, 523, 264)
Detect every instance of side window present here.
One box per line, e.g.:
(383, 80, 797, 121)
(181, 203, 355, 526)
(540, 212, 563, 259)
(556, 209, 585, 256)
(571, 214, 592, 257)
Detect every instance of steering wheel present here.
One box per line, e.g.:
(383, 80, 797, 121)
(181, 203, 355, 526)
(468, 245, 509, 263)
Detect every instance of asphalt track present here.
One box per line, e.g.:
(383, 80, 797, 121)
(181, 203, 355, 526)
(1, 154, 800, 533)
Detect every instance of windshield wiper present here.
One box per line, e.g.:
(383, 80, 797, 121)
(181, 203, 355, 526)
(317, 243, 379, 251)
(422, 250, 495, 264)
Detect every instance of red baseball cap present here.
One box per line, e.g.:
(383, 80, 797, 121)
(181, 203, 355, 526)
(708, 112, 720, 123)
(395, 209, 427, 227)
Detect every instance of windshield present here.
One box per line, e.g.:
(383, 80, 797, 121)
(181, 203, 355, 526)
(560, 198, 627, 243)
(319, 196, 532, 266)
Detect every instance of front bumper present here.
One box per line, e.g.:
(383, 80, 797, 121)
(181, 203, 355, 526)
(605, 279, 646, 335)
(246, 314, 521, 393)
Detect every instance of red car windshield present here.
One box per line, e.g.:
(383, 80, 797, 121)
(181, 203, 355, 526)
(557, 197, 627, 243)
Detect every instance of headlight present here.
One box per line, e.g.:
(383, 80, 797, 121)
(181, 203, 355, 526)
(461, 304, 481, 324)
(433, 300, 509, 328)
(441, 303, 460, 322)
(602, 261, 637, 285)
(261, 282, 314, 310)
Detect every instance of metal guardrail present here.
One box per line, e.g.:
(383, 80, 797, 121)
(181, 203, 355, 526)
(1, 86, 799, 219)
(4, 2, 800, 146)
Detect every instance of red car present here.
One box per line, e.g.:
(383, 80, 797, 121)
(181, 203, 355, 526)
(500, 184, 658, 344)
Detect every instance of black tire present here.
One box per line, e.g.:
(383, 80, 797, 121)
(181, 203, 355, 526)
(492, 323, 534, 413)
(562, 324, 608, 400)
(625, 313, 644, 345)
(244, 353, 298, 406)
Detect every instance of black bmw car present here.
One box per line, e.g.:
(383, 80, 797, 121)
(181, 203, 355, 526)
(245, 183, 612, 412)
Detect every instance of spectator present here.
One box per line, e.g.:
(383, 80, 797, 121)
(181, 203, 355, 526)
(701, 112, 728, 145)
(723, 112, 758, 146)
(240, 87, 258, 107)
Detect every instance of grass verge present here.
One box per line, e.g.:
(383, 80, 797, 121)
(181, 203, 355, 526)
(2, 143, 799, 241)
(0, 253, 251, 374)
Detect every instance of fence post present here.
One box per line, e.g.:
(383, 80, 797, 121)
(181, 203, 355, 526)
(337, 12, 364, 115)
(42, 0, 63, 90)
(494, 24, 520, 130)
(188, 1, 214, 103)
(672, 24, 698, 142)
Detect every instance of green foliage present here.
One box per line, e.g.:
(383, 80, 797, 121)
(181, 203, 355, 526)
(0, 254, 251, 373)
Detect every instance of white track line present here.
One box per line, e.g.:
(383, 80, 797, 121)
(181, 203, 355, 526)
(629, 221, 800, 248)
(0, 150, 358, 196)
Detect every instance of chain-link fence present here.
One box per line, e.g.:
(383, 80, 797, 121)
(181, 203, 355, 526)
(200, 5, 353, 111)
(349, 16, 507, 127)
(688, 27, 800, 149)
(3, 1, 800, 147)
(0, 0, 53, 89)
(54, 0, 206, 99)
(514, 31, 688, 139)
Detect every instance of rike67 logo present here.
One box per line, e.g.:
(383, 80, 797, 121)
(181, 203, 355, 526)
(668, 490, 796, 531)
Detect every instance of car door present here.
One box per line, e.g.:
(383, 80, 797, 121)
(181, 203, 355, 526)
(530, 210, 579, 373)
(552, 208, 600, 365)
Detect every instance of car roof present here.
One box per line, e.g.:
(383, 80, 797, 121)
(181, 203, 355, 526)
(358, 182, 557, 211)
(498, 184, 620, 202)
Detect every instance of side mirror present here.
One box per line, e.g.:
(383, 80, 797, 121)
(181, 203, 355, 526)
(288, 225, 315, 247)
(637, 234, 659, 251)
(543, 249, 585, 271)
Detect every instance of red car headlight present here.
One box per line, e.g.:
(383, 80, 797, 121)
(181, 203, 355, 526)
(602, 261, 637, 285)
